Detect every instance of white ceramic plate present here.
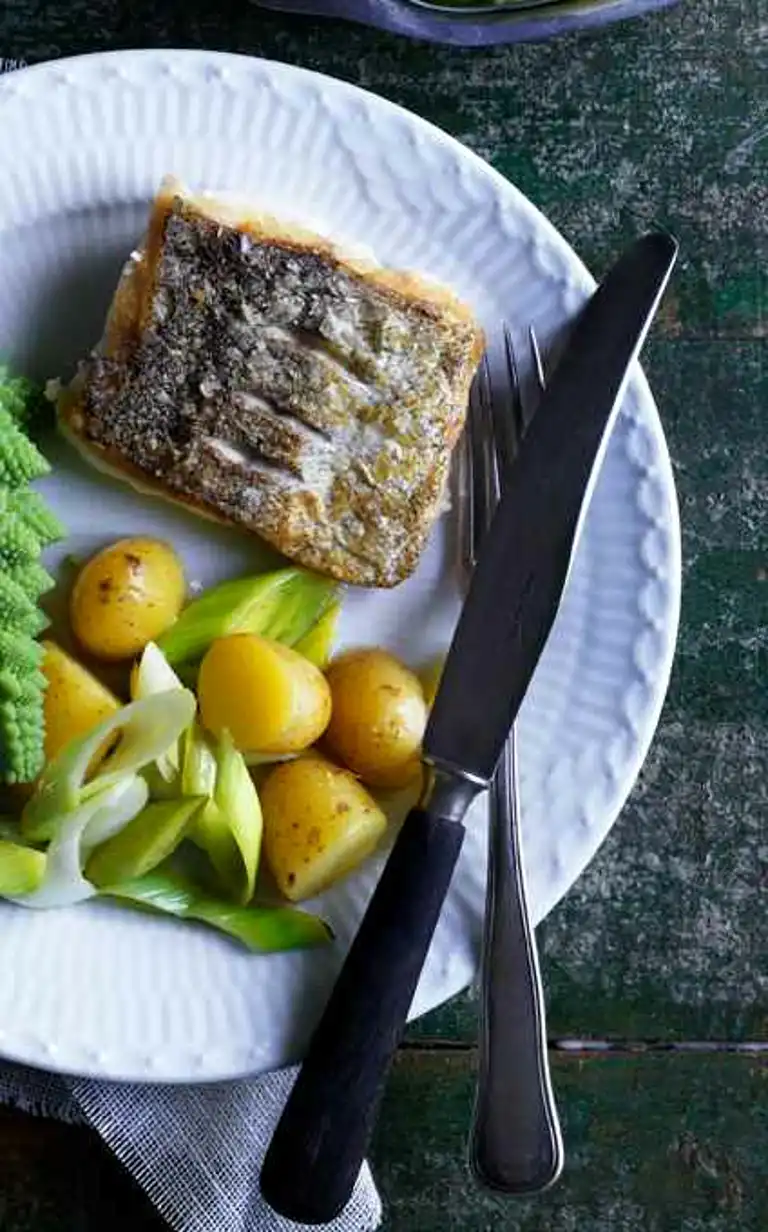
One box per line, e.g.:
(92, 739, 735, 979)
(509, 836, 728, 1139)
(0, 50, 680, 1082)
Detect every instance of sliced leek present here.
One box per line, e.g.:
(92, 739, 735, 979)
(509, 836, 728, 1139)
(22, 689, 196, 841)
(183, 725, 263, 904)
(0, 839, 46, 896)
(157, 568, 337, 666)
(130, 642, 186, 781)
(294, 598, 341, 670)
(86, 797, 205, 888)
(104, 867, 332, 953)
(13, 775, 149, 909)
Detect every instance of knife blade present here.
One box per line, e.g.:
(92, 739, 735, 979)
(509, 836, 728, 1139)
(260, 230, 678, 1226)
(426, 229, 678, 783)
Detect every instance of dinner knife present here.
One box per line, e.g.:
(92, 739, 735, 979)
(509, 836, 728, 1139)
(260, 230, 678, 1225)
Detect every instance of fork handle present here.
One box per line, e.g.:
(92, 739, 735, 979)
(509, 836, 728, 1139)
(469, 727, 563, 1193)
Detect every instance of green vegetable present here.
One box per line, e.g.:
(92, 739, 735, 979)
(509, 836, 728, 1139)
(157, 567, 337, 666)
(0, 515, 42, 572)
(14, 775, 149, 909)
(22, 690, 197, 841)
(0, 489, 66, 546)
(0, 815, 23, 842)
(5, 559, 55, 601)
(0, 572, 49, 637)
(132, 642, 186, 781)
(142, 763, 183, 801)
(103, 867, 333, 953)
(0, 368, 66, 784)
(212, 730, 263, 904)
(0, 630, 43, 682)
(0, 367, 50, 434)
(294, 598, 341, 669)
(181, 720, 218, 798)
(0, 408, 50, 488)
(86, 797, 205, 888)
(0, 670, 45, 785)
(183, 724, 263, 904)
(0, 838, 46, 895)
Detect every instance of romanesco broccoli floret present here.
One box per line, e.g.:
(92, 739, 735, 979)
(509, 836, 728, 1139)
(0, 516, 46, 573)
(0, 679, 45, 783)
(0, 367, 49, 433)
(0, 367, 65, 783)
(0, 409, 50, 488)
(0, 631, 44, 682)
(0, 667, 47, 701)
(0, 489, 66, 547)
(0, 573, 48, 637)
(5, 560, 55, 602)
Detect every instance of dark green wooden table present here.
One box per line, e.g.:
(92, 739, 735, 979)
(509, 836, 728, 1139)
(0, 1, 766, 1228)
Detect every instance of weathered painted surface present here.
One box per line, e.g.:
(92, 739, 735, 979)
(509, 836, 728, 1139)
(373, 1052, 768, 1230)
(1, 1052, 766, 1230)
(0, 0, 765, 1227)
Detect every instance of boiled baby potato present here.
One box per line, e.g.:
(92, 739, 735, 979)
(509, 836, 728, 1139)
(324, 648, 427, 789)
(198, 633, 331, 756)
(261, 753, 388, 901)
(71, 537, 186, 661)
(42, 641, 121, 763)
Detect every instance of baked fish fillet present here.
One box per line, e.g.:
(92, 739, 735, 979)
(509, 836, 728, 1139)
(59, 180, 484, 588)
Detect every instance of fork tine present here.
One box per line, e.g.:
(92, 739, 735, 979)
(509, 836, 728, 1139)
(463, 322, 543, 575)
(486, 326, 524, 491)
(466, 354, 496, 567)
(528, 325, 546, 394)
(473, 358, 493, 531)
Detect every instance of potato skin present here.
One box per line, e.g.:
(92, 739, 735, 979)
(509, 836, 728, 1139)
(42, 641, 120, 763)
(324, 648, 427, 789)
(198, 634, 331, 756)
(261, 753, 388, 902)
(70, 537, 185, 661)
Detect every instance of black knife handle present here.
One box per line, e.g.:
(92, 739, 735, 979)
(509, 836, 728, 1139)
(260, 805, 466, 1225)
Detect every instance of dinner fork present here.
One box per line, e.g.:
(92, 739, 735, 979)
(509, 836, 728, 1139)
(464, 327, 564, 1195)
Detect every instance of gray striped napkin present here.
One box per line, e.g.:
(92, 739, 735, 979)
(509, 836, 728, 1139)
(0, 1060, 381, 1231)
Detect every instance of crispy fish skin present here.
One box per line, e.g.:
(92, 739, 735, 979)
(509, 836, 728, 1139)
(60, 183, 484, 588)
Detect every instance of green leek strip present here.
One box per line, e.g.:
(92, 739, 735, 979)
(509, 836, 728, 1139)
(130, 642, 186, 781)
(142, 763, 184, 802)
(12, 775, 149, 909)
(22, 689, 196, 842)
(0, 839, 45, 896)
(181, 720, 217, 798)
(103, 868, 333, 953)
(85, 797, 205, 888)
(294, 599, 341, 669)
(183, 725, 263, 905)
(0, 815, 23, 842)
(156, 567, 338, 666)
(212, 730, 263, 904)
